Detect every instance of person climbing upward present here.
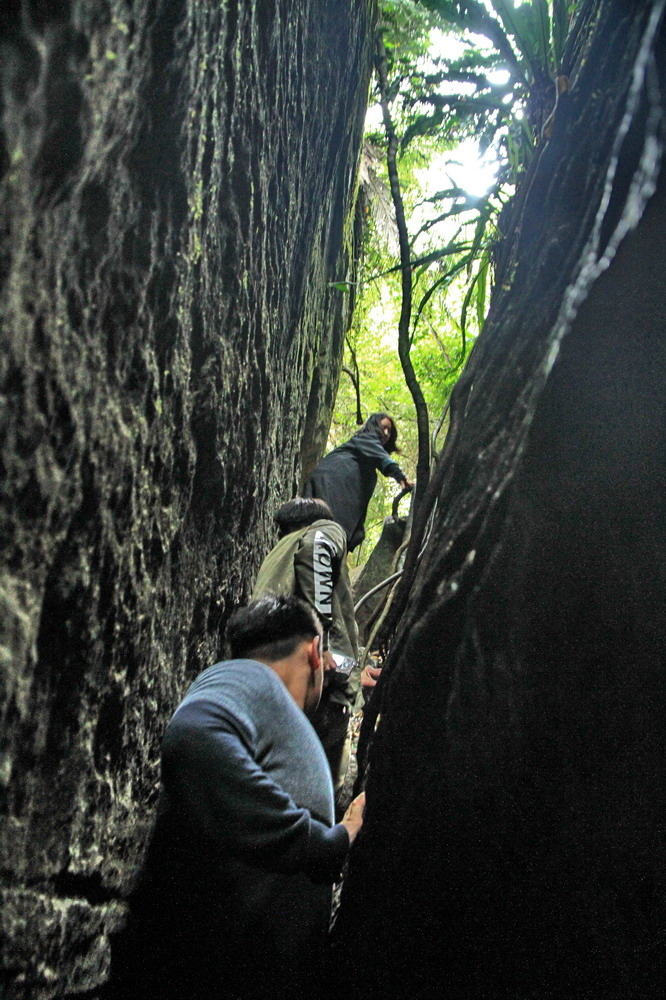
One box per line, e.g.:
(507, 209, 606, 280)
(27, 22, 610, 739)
(305, 412, 413, 551)
(251, 498, 361, 803)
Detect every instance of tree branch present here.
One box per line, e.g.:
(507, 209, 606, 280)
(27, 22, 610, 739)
(375, 30, 432, 504)
(341, 356, 363, 426)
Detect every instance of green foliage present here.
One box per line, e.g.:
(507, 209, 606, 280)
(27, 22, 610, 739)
(492, 0, 551, 73)
(331, 0, 582, 564)
(331, 193, 481, 561)
(379, 0, 437, 56)
(552, 0, 572, 69)
(394, 1, 580, 152)
(365, 0, 584, 341)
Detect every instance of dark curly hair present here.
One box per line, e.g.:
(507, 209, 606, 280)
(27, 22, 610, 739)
(354, 412, 399, 454)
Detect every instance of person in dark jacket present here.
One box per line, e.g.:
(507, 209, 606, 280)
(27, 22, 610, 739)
(305, 413, 413, 551)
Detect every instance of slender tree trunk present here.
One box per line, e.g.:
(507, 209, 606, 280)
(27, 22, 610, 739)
(375, 31, 431, 503)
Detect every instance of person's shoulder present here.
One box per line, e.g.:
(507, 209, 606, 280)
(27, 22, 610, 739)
(213, 657, 273, 674)
(180, 658, 281, 705)
(310, 517, 342, 530)
(349, 430, 384, 452)
(308, 519, 347, 547)
(172, 659, 292, 737)
(191, 657, 270, 680)
(216, 658, 282, 687)
(321, 437, 362, 460)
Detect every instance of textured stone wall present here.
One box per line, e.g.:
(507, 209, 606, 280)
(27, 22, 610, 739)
(0, 1, 374, 995)
(335, 2, 666, 997)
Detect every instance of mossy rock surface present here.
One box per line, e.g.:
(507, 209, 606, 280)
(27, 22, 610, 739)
(0, 1, 375, 994)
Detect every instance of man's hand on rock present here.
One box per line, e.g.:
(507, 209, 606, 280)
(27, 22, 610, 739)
(361, 665, 382, 689)
(341, 791, 365, 845)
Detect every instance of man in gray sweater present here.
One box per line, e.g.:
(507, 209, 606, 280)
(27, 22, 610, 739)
(106, 595, 365, 1000)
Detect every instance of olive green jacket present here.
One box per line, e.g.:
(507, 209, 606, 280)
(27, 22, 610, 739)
(252, 519, 360, 707)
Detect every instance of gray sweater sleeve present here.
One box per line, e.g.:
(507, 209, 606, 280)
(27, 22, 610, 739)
(162, 703, 349, 883)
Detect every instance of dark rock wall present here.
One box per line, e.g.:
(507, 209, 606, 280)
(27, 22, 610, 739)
(335, 2, 666, 997)
(352, 517, 405, 645)
(0, 1, 375, 995)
